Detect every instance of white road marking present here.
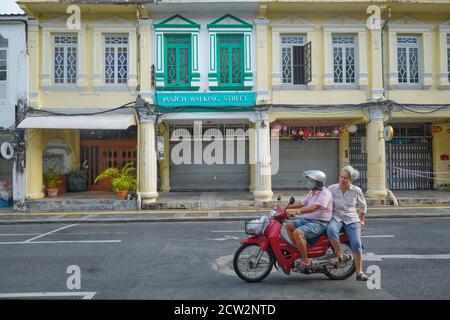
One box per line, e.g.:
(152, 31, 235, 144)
(0, 240, 122, 245)
(206, 235, 240, 241)
(0, 292, 96, 299)
(362, 235, 395, 238)
(211, 230, 243, 233)
(363, 252, 450, 261)
(24, 224, 77, 242)
(0, 233, 40, 236)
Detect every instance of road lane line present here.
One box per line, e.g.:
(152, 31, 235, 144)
(211, 230, 243, 233)
(23, 224, 77, 242)
(362, 235, 395, 238)
(0, 292, 96, 299)
(0, 240, 122, 245)
(0, 233, 40, 236)
(363, 252, 450, 261)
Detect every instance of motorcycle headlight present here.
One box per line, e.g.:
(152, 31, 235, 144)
(271, 209, 280, 217)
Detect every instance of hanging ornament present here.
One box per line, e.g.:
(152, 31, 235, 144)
(298, 130, 304, 136)
(333, 129, 340, 136)
(272, 122, 282, 133)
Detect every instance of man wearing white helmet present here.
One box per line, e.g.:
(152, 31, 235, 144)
(285, 170, 333, 270)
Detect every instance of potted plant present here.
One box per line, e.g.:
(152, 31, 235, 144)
(44, 168, 62, 197)
(94, 162, 137, 200)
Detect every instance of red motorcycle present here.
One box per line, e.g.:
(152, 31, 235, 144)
(233, 197, 356, 282)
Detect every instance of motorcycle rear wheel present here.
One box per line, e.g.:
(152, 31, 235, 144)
(324, 242, 356, 280)
(233, 244, 274, 282)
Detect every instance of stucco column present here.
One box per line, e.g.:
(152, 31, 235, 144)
(138, 19, 153, 102)
(255, 19, 270, 103)
(27, 20, 39, 108)
(26, 129, 44, 200)
(138, 119, 158, 204)
(159, 123, 170, 192)
(366, 108, 387, 199)
(248, 122, 255, 192)
(432, 121, 450, 190)
(369, 28, 384, 100)
(253, 118, 273, 202)
(339, 130, 350, 171)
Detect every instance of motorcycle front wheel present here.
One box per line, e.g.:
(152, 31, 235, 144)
(233, 244, 274, 282)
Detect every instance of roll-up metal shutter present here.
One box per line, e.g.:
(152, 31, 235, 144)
(272, 139, 339, 189)
(170, 139, 249, 191)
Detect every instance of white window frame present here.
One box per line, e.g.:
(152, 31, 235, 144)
(280, 34, 306, 86)
(271, 17, 316, 90)
(0, 47, 7, 82)
(387, 18, 432, 90)
(103, 34, 129, 85)
(52, 34, 78, 85)
(331, 34, 358, 86)
(91, 18, 137, 94)
(396, 35, 421, 86)
(323, 21, 368, 90)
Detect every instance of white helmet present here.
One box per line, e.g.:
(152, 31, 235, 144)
(303, 170, 327, 189)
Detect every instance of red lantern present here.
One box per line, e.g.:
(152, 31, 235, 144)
(431, 126, 443, 133)
(272, 122, 282, 133)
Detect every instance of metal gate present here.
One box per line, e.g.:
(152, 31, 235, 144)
(386, 124, 433, 190)
(349, 125, 367, 190)
(349, 123, 433, 191)
(272, 139, 339, 189)
(169, 124, 249, 191)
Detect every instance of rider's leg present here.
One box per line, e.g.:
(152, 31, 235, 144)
(286, 221, 296, 245)
(343, 222, 366, 276)
(293, 229, 311, 265)
(327, 218, 344, 260)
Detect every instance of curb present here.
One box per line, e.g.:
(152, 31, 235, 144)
(0, 213, 449, 225)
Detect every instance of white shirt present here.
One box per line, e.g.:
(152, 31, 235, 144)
(328, 183, 367, 225)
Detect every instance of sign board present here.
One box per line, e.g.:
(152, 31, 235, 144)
(156, 92, 256, 108)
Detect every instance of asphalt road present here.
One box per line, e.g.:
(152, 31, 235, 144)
(0, 217, 449, 300)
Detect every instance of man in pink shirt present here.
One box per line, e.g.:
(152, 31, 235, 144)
(285, 170, 333, 269)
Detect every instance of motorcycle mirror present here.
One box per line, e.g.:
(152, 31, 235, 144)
(289, 196, 295, 205)
(277, 195, 281, 201)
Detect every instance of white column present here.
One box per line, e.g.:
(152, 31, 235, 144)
(40, 30, 51, 88)
(388, 31, 399, 89)
(422, 31, 432, 89)
(323, 31, 333, 89)
(253, 117, 273, 202)
(438, 30, 450, 89)
(271, 30, 281, 90)
(92, 31, 103, 91)
(358, 31, 368, 90)
(128, 30, 138, 92)
(77, 29, 87, 91)
(138, 119, 158, 204)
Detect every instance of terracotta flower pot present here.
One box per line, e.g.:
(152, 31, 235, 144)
(47, 188, 59, 198)
(117, 190, 128, 200)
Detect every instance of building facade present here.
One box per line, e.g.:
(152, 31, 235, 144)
(16, 0, 450, 209)
(0, 14, 27, 208)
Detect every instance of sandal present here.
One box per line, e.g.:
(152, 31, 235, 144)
(329, 253, 352, 267)
(294, 260, 312, 272)
(356, 272, 369, 281)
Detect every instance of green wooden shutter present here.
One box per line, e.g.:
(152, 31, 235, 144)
(165, 34, 191, 88)
(217, 35, 244, 87)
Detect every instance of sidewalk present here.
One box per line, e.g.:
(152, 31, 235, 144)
(0, 205, 449, 225)
(0, 190, 448, 224)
